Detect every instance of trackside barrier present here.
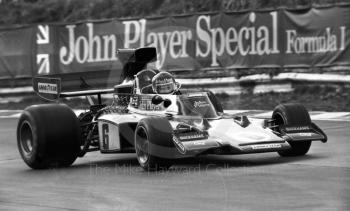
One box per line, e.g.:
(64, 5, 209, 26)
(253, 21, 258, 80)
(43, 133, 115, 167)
(1, 73, 350, 96)
(1, 5, 350, 79)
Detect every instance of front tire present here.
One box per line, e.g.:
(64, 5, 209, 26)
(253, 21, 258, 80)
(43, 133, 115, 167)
(135, 118, 174, 171)
(17, 104, 81, 169)
(272, 103, 312, 157)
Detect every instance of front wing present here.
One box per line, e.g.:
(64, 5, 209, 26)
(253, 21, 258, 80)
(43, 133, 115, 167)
(171, 119, 327, 157)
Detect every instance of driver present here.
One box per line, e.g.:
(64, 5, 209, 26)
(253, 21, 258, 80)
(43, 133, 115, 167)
(151, 72, 181, 94)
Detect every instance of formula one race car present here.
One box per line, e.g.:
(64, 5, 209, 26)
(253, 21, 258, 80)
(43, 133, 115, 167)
(17, 47, 327, 171)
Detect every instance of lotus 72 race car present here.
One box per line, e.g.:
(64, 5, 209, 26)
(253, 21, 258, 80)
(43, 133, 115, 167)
(17, 47, 327, 171)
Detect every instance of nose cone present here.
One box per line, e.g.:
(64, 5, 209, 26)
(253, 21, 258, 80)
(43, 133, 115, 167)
(208, 118, 283, 146)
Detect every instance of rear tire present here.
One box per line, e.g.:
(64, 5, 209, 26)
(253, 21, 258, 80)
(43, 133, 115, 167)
(272, 103, 312, 157)
(135, 118, 173, 171)
(17, 104, 81, 169)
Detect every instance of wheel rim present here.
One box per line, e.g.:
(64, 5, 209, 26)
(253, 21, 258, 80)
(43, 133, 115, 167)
(135, 126, 149, 165)
(273, 112, 286, 133)
(19, 121, 34, 157)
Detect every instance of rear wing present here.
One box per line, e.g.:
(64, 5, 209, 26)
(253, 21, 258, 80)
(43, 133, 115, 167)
(117, 47, 157, 64)
(33, 47, 156, 102)
(33, 77, 114, 103)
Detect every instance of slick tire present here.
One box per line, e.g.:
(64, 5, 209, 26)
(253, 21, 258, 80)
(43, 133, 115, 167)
(272, 103, 312, 157)
(135, 118, 174, 171)
(17, 104, 81, 169)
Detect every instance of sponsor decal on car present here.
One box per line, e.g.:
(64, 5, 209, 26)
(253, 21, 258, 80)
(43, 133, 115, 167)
(188, 93, 204, 97)
(154, 78, 173, 85)
(182, 138, 220, 151)
(191, 140, 206, 146)
(172, 135, 186, 154)
(139, 100, 163, 111)
(131, 95, 164, 111)
(284, 126, 310, 132)
(298, 132, 313, 137)
(194, 101, 210, 108)
(38, 82, 58, 94)
(178, 133, 206, 141)
(33, 77, 61, 101)
(251, 143, 282, 150)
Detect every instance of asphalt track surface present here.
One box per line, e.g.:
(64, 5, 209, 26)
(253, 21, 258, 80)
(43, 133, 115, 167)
(0, 118, 349, 211)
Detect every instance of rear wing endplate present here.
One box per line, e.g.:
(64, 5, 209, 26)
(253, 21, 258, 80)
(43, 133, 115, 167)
(33, 77, 114, 103)
(33, 77, 61, 101)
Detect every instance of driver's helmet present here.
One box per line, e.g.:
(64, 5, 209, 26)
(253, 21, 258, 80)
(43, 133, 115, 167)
(152, 72, 177, 94)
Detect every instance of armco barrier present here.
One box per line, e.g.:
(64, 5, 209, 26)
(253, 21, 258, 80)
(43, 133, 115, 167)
(1, 73, 350, 97)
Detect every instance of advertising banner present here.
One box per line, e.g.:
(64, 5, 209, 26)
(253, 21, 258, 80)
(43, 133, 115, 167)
(0, 26, 35, 78)
(0, 5, 349, 79)
(282, 6, 350, 67)
(57, 20, 125, 74)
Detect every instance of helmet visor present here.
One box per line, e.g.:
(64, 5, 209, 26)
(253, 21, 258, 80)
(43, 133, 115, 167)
(154, 81, 175, 94)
